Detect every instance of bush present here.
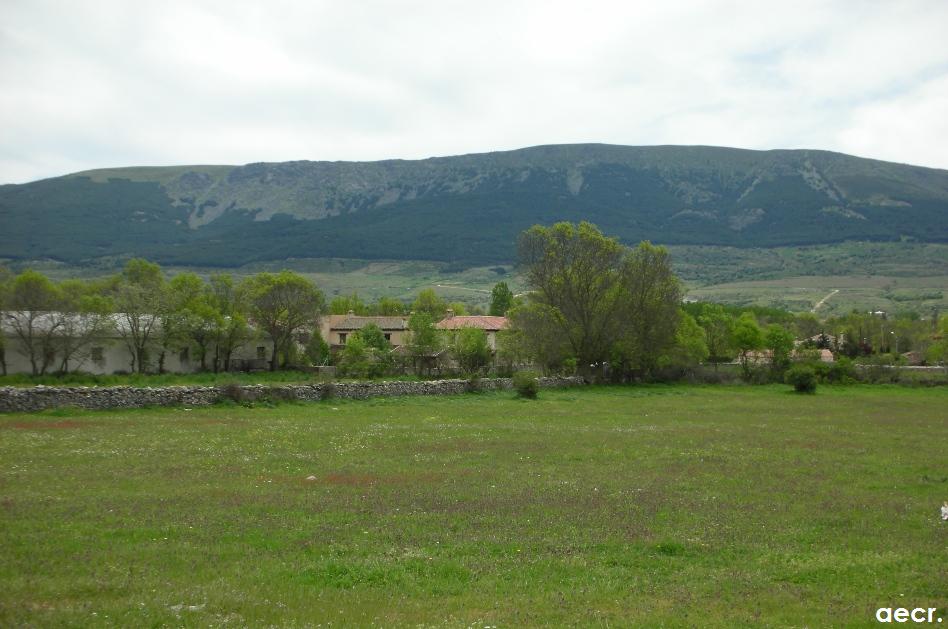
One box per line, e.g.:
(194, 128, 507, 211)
(513, 370, 539, 399)
(785, 365, 817, 393)
(826, 356, 856, 383)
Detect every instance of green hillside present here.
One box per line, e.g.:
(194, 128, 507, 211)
(1, 144, 947, 266)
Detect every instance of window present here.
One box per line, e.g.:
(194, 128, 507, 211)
(339, 333, 347, 344)
(256, 346, 266, 360)
(179, 347, 190, 363)
(384, 333, 391, 342)
(91, 347, 104, 364)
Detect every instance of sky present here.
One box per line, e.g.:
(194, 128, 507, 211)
(2, 0, 948, 183)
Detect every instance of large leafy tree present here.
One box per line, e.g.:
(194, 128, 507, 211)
(517, 221, 626, 369)
(239, 271, 324, 371)
(613, 241, 682, 378)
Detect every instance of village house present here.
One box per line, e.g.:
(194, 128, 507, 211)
(320, 311, 411, 349)
(435, 310, 509, 349)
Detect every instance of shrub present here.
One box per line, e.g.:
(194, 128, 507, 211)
(513, 370, 539, 399)
(826, 356, 856, 383)
(785, 364, 817, 393)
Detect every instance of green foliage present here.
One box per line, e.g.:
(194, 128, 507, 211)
(304, 330, 330, 366)
(489, 281, 514, 316)
(732, 312, 764, 380)
(512, 370, 539, 398)
(764, 323, 796, 374)
(926, 317, 948, 369)
(356, 323, 391, 353)
(516, 224, 684, 380)
(452, 327, 492, 375)
(661, 311, 709, 369)
(785, 364, 818, 393)
(239, 271, 324, 371)
(518, 222, 626, 368)
(407, 312, 442, 376)
(412, 289, 447, 317)
(446, 302, 468, 316)
(373, 297, 405, 316)
(612, 241, 683, 378)
(337, 334, 382, 378)
(330, 293, 368, 315)
(696, 304, 734, 367)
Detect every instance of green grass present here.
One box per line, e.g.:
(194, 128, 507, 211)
(1, 385, 946, 626)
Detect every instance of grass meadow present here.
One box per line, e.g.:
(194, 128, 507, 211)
(1, 385, 946, 626)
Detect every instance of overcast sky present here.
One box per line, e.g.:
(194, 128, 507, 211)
(2, 0, 947, 183)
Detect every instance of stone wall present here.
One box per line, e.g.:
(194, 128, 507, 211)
(0, 376, 585, 413)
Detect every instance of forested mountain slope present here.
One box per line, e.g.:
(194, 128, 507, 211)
(2, 144, 946, 266)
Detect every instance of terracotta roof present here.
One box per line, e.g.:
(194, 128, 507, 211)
(332, 315, 409, 331)
(435, 315, 509, 331)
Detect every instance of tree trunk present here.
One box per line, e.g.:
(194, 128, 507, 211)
(270, 344, 278, 371)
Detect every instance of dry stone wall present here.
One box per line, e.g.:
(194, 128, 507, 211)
(0, 376, 585, 413)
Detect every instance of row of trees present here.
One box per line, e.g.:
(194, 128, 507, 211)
(0, 261, 517, 377)
(0, 261, 325, 375)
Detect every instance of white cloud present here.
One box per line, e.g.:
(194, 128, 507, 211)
(1, 0, 947, 183)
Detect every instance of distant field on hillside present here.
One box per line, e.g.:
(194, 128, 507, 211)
(1, 385, 945, 626)
(688, 275, 948, 317)
(6, 242, 946, 314)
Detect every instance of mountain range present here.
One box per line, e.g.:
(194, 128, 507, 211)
(2, 144, 947, 267)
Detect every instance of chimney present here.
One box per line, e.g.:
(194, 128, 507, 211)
(445, 308, 455, 319)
